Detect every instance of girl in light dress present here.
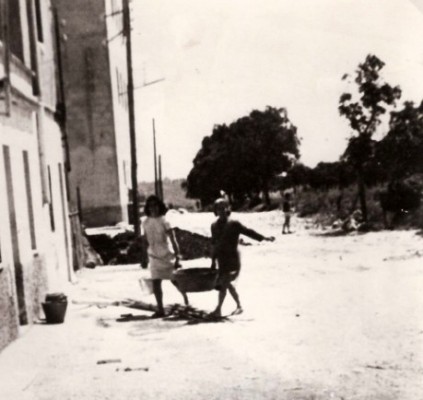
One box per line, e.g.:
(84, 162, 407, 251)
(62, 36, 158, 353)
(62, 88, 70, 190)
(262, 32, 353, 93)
(142, 195, 188, 317)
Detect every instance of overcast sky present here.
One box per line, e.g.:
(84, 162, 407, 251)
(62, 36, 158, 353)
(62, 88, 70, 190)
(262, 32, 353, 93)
(131, 0, 423, 181)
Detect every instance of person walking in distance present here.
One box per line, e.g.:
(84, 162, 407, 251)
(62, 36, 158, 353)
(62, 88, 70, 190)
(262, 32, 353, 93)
(282, 192, 293, 234)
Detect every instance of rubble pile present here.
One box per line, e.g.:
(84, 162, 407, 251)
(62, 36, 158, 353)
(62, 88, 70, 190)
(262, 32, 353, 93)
(173, 227, 211, 260)
(86, 227, 211, 266)
(87, 234, 118, 264)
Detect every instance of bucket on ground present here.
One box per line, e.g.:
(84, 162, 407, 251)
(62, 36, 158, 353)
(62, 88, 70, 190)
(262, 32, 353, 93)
(42, 292, 68, 324)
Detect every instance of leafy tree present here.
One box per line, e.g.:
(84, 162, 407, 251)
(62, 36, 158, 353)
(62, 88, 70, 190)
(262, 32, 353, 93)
(186, 107, 300, 206)
(376, 101, 423, 180)
(247, 107, 300, 204)
(283, 163, 312, 189)
(339, 54, 401, 221)
(308, 161, 356, 190)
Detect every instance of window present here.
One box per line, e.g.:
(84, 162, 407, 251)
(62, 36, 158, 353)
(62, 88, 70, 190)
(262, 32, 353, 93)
(23, 151, 37, 249)
(34, 0, 43, 42)
(0, 0, 24, 60)
(47, 166, 55, 231)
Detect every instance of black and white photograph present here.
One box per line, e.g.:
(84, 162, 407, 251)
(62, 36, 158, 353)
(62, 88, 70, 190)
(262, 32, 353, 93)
(1, 0, 423, 398)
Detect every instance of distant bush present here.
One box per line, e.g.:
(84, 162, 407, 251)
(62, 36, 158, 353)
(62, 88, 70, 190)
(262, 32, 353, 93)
(288, 183, 416, 230)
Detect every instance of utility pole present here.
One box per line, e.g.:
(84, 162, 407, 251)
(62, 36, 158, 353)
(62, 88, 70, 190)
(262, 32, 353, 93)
(158, 154, 163, 200)
(152, 118, 159, 197)
(123, 0, 140, 236)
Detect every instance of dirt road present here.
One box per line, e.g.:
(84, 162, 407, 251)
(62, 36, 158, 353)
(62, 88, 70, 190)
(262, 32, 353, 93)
(1, 212, 422, 399)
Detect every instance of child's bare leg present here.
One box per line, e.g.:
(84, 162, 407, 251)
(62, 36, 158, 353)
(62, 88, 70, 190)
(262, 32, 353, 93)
(228, 283, 243, 314)
(171, 280, 189, 306)
(211, 282, 229, 317)
(152, 279, 165, 316)
(180, 291, 189, 306)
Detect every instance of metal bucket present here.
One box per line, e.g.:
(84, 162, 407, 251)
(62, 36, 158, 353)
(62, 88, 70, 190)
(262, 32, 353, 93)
(173, 268, 218, 292)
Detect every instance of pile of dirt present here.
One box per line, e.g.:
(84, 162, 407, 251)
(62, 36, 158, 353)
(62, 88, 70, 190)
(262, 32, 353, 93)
(86, 227, 211, 266)
(174, 227, 211, 260)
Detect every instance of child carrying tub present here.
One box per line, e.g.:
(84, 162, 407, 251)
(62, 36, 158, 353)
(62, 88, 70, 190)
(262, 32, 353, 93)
(142, 195, 188, 318)
(210, 198, 275, 317)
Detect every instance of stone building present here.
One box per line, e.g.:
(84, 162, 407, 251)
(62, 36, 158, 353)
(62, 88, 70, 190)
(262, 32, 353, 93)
(0, 0, 73, 352)
(53, 0, 131, 227)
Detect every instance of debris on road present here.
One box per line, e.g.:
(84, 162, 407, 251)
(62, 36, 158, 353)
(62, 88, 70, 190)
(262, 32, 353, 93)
(365, 365, 385, 370)
(116, 367, 150, 372)
(97, 359, 122, 365)
(165, 304, 230, 323)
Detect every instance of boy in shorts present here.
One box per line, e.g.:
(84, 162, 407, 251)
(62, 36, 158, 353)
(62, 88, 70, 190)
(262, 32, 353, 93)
(210, 198, 274, 317)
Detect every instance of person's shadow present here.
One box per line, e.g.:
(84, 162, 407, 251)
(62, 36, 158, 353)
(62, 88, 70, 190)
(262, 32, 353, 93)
(116, 314, 152, 322)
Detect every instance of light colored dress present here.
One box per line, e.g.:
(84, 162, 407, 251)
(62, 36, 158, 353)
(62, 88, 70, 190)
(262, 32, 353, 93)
(142, 216, 175, 280)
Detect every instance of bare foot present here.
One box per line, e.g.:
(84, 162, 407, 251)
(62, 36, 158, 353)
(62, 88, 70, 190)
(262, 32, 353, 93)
(209, 309, 222, 318)
(151, 310, 165, 318)
(231, 307, 243, 316)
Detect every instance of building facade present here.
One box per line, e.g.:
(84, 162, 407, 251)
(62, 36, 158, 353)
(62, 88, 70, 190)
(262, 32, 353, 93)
(53, 0, 131, 227)
(0, 0, 73, 352)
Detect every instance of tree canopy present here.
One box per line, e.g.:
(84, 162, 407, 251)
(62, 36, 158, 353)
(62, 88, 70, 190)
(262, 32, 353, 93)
(186, 106, 300, 206)
(376, 101, 423, 180)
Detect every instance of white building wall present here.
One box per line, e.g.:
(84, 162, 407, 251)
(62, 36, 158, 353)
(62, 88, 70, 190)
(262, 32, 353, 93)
(40, 111, 73, 289)
(0, 0, 73, 350)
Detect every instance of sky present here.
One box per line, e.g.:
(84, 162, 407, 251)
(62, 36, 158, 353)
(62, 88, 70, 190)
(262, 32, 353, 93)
(131, 0, 423, 181)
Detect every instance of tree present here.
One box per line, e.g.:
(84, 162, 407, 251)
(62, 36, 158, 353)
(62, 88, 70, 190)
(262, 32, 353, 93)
(339, 54, 401, 221)
(186, 107, 300, 206)
(248, 107, 300, 204)
(376, 101, 423, 180)
(308, 161, 355, 190)
(284, 163, 312, 189)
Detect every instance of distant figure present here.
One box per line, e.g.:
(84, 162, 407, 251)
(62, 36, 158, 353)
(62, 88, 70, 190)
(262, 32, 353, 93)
(142, 195, 188, 317)
(210, 198, 275, 317)
(281, 192, 293, 234)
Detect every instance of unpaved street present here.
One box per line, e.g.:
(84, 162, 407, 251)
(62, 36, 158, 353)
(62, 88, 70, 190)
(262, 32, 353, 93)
(1, 212, 423, 400)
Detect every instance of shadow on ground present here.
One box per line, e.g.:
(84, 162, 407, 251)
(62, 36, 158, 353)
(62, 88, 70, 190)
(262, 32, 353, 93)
(116, 304, 230, 325)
